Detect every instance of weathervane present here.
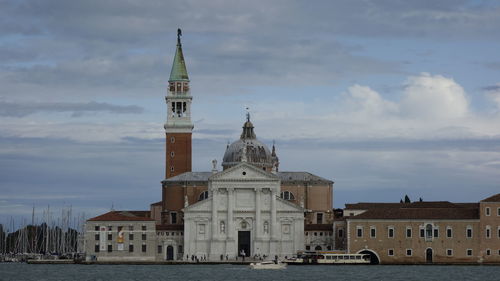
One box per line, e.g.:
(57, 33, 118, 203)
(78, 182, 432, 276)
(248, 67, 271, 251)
(177, 28, 182, 44)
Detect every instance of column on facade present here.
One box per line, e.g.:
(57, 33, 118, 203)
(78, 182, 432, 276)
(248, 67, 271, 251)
(186, 101, 191, 117)
(270, 189, 277, 240)
(227, 188, 234, 239)
(255, 188, 261, 239)
(212, 189, 218, 239)
(188, 219, 196, 256)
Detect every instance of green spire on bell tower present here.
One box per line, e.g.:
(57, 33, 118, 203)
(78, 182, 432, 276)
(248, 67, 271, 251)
(169, 28, 189, 82)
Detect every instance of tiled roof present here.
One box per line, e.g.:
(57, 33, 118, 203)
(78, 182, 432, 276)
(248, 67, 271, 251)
(163, 171, 333, 184)
(150, 201, 162, 206)
(88, 211, 154, 222)
(402, 201, 461, 208)
(348, 207, 479, 220)
(454, 203, 479, 208)
(345, 203, 403, 209)
(305, 224, 333, 231)
(277, 172, 333, 184)
(481, 193, 500, 202)
(156, 224, 184, 231)
(346, 201, 476, 210)
(163, 172, 211, 182)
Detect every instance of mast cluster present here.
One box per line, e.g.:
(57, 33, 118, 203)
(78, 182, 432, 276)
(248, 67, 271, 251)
(0, 205, 86, 261)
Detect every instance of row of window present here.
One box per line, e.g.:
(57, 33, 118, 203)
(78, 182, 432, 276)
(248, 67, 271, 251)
(305, 231, 332, 237)
(484, 225, 500, 239)
(484, 207, 500, 216)
(157, 231, 183, 236)
(94, 225, 147, 231)
(305, 245, 333, 251)
(196, 191, 299, 203)
(388, 248, 500, 257)
(95, 233, 147, 241)
(169, 82, 189, 92)
(355, 224, 500, 239)
(95, 244, 147, 253)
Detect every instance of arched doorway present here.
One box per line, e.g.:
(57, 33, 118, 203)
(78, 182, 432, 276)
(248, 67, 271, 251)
(358, 250, 380, 265)
(166, 245, 174, 260)
(426, 248, 433, 263)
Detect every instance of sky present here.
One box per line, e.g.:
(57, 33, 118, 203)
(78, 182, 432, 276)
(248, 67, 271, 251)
(1, 0, 500, 225)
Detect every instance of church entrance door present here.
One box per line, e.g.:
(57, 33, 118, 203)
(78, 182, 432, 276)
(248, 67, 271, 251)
(166, 245, 174, 260)
(238, 231, 250, 257)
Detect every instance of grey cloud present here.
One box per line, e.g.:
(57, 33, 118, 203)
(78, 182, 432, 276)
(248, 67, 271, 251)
(483, 85, 500, 92)
(7, 0, 499, 105)
(2, 0, 499, 99)
(483, 62, 500, 70)
(1, 130, 500, 221)
(0, 101, 144, 117)
(5, 0, 500, 42)
(2, 55, 167, 87)
(195, 128, 238, 136)
(0, 135, 164, 221)
(265, 137, 500, 153)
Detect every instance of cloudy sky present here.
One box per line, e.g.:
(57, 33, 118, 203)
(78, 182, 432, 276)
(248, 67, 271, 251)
(1, 0, 500, 225)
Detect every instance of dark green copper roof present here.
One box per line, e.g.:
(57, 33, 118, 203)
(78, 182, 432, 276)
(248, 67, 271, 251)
(169, 40, 189, 82)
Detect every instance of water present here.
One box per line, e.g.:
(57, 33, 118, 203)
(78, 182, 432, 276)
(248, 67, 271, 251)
(1, 264, 500, 281)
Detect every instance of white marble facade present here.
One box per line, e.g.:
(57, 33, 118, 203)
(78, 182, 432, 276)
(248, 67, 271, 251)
(183, 162, 304, 261)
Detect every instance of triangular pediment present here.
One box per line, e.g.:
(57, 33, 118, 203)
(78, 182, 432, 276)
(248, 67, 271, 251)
(183, 197, 212, 212)
(209, 162, 279, 182)
(276, 198, 305, 212)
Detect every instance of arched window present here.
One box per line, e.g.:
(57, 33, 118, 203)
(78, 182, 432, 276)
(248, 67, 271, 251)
(280, 191, 295, 200)
(425, 224, 433, 239)
(198, 191, 209, 201)
(315, 245, 322, 251)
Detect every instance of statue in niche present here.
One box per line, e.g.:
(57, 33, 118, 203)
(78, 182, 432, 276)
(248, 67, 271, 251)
(263, 221, 269, 234)
(220, 221, 225, 234)
(184, 195, 189, 207)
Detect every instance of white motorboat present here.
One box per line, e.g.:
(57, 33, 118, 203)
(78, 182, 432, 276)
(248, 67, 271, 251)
(249, 260, 287, 269)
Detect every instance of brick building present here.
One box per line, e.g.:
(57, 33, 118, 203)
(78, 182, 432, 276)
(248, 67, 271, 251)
(333, 194, 500, 264)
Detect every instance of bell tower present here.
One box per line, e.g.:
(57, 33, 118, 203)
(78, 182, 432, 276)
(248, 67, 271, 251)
(164, 29, 193, 178)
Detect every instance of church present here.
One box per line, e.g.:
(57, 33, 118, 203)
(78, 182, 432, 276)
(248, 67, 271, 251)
(84, 30, 334, 261)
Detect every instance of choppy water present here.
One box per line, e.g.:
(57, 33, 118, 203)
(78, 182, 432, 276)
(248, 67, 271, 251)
(1, 264, 500, 281)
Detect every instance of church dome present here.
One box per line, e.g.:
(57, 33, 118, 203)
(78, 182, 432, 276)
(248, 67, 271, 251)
(222, 117, 274, 171)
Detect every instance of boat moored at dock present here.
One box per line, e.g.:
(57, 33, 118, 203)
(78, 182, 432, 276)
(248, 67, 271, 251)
(285, 251, 371, 265)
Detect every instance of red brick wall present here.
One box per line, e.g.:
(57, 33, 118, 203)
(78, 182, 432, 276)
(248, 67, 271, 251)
(165, 132, 192, 178)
